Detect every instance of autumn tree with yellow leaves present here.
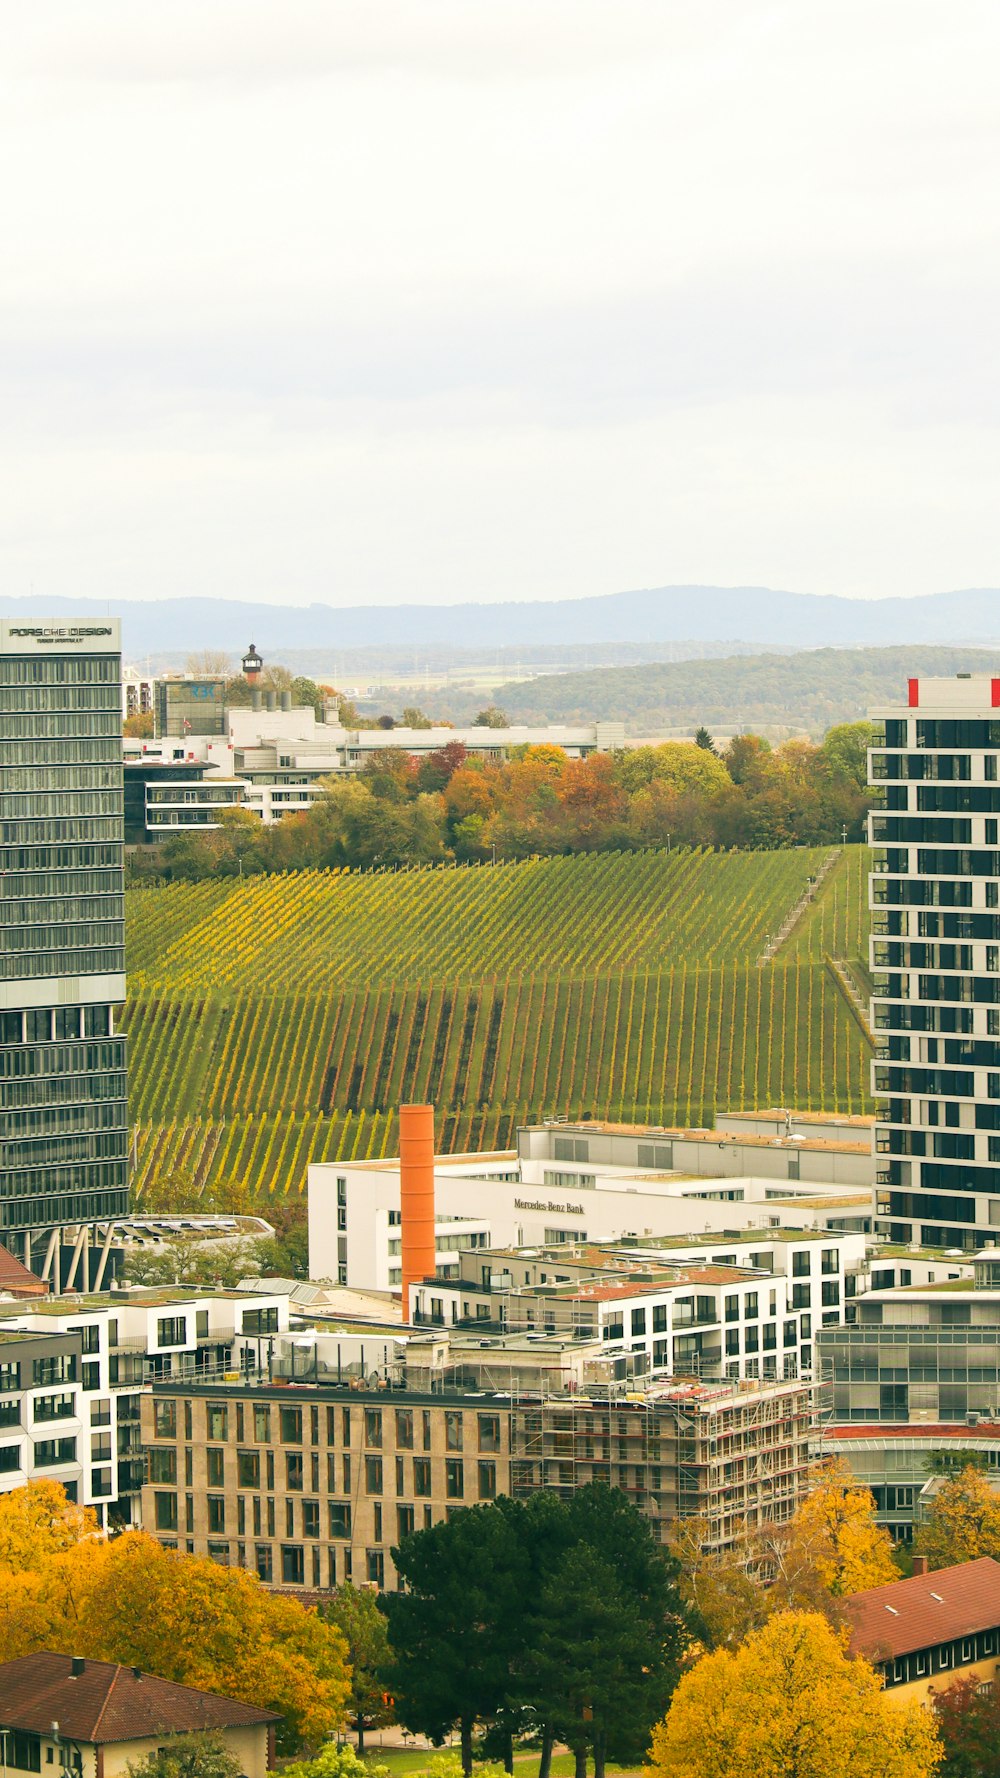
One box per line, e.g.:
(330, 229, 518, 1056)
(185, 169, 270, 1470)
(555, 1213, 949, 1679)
(669, 1460, 898, 1650)
(0, 1484, 349, 1751)
(647, 1611, 941, 1778)
(915, 1465, 1000, 1571)
(766, 1456, 899, 1604)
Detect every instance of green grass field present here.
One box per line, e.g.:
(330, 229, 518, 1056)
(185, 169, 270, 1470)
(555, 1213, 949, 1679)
(122, 846, 874, 1201)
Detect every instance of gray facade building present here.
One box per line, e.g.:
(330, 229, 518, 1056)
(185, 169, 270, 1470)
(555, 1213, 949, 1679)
(0, 619, 129, 1283)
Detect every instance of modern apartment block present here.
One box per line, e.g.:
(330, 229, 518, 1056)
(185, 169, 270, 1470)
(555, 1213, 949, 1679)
(0, 1285, 289, 1526)
(0, 619, 130, 1284)
(140, 1369, 814, 1589)
(870, 674, 1000, 1249)
(408, 1229, 868, 1386)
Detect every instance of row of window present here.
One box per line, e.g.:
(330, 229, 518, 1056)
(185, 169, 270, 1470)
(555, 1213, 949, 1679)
(1, 893, 124, 929)
(0, 736, 123, 764)
(0, 1071, 126, 1112)
(0, 817, 122, 845)
(0, 1181, 130, 1227)
(1, 767, 123, 795)
(153, 1461, 499, 1541)
(0, 713, 122, 739)
(886, 1629, 999, 1686)
(152, 1397, 504, 1455)
(0, 1039, 126, 1079)
(0, 920, 123, 956)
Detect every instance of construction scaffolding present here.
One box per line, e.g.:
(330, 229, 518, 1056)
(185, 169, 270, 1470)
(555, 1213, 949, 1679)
(509, 1375, 818, 1550)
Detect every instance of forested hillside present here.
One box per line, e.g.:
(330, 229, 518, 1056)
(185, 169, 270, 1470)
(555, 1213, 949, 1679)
(433, 645, 998, 735)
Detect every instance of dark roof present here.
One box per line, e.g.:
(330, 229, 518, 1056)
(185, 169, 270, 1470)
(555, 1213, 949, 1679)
(0, 1654, 280, 1743)
(0, 1243, 47, 1297)
(845, 1557, 1000, 1661)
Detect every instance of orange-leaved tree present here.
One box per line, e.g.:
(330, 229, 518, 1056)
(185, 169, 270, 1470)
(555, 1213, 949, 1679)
(647, 1610, 940, 1778)
(0, 1498, 349, 1752)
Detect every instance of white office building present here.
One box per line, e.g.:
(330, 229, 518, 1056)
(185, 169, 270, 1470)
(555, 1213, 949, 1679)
(870, 673, 1000, 1248)
(308, 1117, 875, 1295)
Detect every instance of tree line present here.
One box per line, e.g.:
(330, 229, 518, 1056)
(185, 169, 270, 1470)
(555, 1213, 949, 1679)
(131, 721, 873, 882)
(8, 1462, 1000, 1778)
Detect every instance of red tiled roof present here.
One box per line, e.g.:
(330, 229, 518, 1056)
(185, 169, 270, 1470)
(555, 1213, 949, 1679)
(0, 1654, 280, 1743)
(0, 1244, 47, 1298)
(826, 1424, 1000, 1441)
(844, 1558, 1000, 1661)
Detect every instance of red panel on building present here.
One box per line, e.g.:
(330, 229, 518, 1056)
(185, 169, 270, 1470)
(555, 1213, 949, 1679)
(992, 679, 1000, 708)
(908, 678, 919, 707)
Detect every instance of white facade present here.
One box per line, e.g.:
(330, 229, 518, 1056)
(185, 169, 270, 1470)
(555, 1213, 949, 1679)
(308, 1120, 875, 1295)
(409, 1226, 867, 1384)
(870, 674, 1000, 1248)
(0, 1287, 289, 1521)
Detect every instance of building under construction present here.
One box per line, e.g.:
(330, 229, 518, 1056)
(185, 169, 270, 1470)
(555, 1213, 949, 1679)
(509, 1378, 814, 1550)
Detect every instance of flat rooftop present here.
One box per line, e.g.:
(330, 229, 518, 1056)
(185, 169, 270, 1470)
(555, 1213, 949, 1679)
(552, 1120, 871, 1155)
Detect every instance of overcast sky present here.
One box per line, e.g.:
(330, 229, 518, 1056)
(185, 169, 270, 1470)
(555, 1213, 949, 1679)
(2, 2, 998, 608)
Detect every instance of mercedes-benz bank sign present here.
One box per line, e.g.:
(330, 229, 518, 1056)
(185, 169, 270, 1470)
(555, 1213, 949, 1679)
(0, 618, 121, 652)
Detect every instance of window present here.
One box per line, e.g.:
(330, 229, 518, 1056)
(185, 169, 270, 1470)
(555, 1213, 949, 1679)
(208, 1496, 226, 1534)
(414, 1458, 432, 1496)
(478, 1413, 501, 1453)
(154, 1492, 178, 1531)
(149, 1447, 177, 1484)
(365, 1409, 383, 1448)
(822, 1248, 838, 1274)
(157, 1317, 187, 1349)
(237, 1449, 260, 1489)
(6, 1733, 41, 1772)
(365, 1456, 383, 1495)
(367, 1549, 385, 1587)
(280, 1405, 302, 1444)
(397, 1503, 415, 1539)
(33, 1438, 76, 1467)
(207, 1448, 224, 1486)
(478, 1461, 497, 1500)
(206, 1402, 228, 1440)
(916, 1653, 928, 1676)
(253, 1403, 270, 1442)
(256, 1544, 273, 1581)
(652, 1304, 668, 1333)
(242, 1306, 279, 1334)
(32, 1354, 74, 1388)
(33, 1394, 76, 1423)
(286, 1452, 304, 1491)
(303, 1499, 320, 1538)
(744, 1292, 758, 1319)
(396, 1408, 414, 1448)
(631, 1307, 647, 1336)
(329, 1501, 352, 1537)
(445, 1412, 463, 1451)
(281, 1545, 305, 1585)
(446, 1459, 464, 1499)
(821, 1280, 840, 1307)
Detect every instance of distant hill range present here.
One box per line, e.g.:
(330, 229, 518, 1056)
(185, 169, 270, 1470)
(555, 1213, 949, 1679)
(429, 646, 1000, 739)
(7, 583, 1000, 658)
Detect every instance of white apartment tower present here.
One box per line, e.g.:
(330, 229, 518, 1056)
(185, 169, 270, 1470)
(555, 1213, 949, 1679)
(870, 673, 1000, 1249)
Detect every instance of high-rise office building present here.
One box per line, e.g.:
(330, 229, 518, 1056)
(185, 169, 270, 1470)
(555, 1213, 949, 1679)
(870, 672, 1000, 1249)
(0, 618, 130, 1284)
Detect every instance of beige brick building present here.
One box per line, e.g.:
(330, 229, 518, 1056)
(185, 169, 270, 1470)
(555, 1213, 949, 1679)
(141, 1373, 814, 1589)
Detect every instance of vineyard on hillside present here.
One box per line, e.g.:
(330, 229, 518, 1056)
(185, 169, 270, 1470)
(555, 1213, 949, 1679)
(126, 847, 832, 991)
(122, 846, 875, 1201)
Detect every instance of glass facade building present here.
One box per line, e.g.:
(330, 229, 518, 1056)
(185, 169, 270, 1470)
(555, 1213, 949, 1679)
(154, 678, 226, 740)
(0, 619, 129, 1274)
